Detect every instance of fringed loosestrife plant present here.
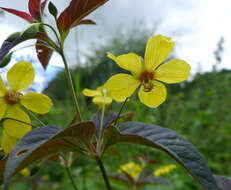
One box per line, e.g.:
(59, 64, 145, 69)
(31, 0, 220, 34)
(0, 0, 227, 190)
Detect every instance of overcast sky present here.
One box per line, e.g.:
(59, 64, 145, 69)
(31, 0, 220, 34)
(0, 0, 231, 82)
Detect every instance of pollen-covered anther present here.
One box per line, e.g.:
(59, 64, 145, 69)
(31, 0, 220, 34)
(139, 71, 154, 92)
(5, 91, 22, 105)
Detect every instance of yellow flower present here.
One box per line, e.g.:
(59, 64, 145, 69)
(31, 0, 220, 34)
(0, 61, 52, 153)
(153, 164, 177, 176)
(20, 168, 30, 177)
(82, 85, 125, 108)
(104, 34, 191, 107)
(42, 174, 50, 181)
(119, 161, 142, 180)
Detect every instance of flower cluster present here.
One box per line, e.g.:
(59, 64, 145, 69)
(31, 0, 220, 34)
(83, 34, 190, 108)
(0, 61, 52, 153)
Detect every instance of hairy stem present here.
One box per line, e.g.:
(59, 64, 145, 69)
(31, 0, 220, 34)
(60, 51, 82, 122)
(97, 158, 112, 190)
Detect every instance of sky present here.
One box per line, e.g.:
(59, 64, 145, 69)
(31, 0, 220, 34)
(0, 0, 231, 90)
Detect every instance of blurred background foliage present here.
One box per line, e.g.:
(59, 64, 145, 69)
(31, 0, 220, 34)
(4, 25, 231, 190)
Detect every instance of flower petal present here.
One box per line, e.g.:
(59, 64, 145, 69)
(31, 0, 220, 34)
(107, 52, 142, 76)
(82, 88, 102, 97)
(104, 74, 140, 100)
(93, 96, 112, 108)
(0, 99, 7, 120)
(0, 76, 7, 96)
(138, 81, 166, 108)
(3, 105, 31, 138)
(155, 59, 191, 83)
(7, 61, 34, 92)
(20, 92, 52, 114)
(1, 130, 17, 154)
(145, 35, 175, 72)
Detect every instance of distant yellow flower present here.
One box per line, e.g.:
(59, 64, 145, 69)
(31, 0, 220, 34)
(154, 164, 177, 176)
(119, 161, 142, 179)
(0, 61, 52, 153)
(42, 174, 50, 181)
(20, 168, 30, 177)
(82, 85, 125, 108)
(104, 34, 190, 107)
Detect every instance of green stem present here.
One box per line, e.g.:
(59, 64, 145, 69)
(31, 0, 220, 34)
(96, 158, 112, 190)
(2, 117, 37, 128)
(60, 51, 82, 122)
(114, 98, 128, 126)
(41, 23, 60, 44)
(27, 111, 46, 127)
(66, 166, 79, 190)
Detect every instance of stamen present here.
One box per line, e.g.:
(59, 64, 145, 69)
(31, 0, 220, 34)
(5, 91, 22, 105)
(139, 71, 154, 92)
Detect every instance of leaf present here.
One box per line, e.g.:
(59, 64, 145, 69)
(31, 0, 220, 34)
(0, 52, 13, 68)
(137, 171, 170, 186)
(28, 0, 41, 20)
(41, 0, 49, 14)
(4, 122, 95, 189)
(91, 110, 117, 138)
(36, 39, 53, 69)
(91, 110, 134, 139)
(48, 1, 58, 19)
(0, 7, 33, 22)
(103, 122, 219, 190)
(0, 24, 54, 68)
(214, 175, 231, 190)
(108, 174, 131, 185)
(72, 19, 96, 28)
(57, 0, 108, 41)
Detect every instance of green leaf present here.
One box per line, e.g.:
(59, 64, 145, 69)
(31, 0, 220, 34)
(48, 1, 58, 19)
(0, 24, 41, 68)
(3, 122, 95, 189)
(214, 175, 231, 190)
(0, 52, 13, 68)
(103, 122, 218, 190)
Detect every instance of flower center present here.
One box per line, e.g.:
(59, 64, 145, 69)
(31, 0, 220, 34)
(139, 71, 154, 92)
(5, 91, 22, 105)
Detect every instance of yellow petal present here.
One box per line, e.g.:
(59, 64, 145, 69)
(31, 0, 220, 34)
(93, 96, 112, 108)
(20, 92, 52, 114)
(82, 88, 102, 97)
(155, 59, 191, 83)
(0, 76, 7, 96)
(7, 61, 34, 92)
(1, 130, 17, 154)
(138, 81, 166, 107)
(145, 35, 175, 72)
(0, 99, 7, 120)
(107, 52, 142, 76)
(104, 74, 140, 100)
(3, 105, 31, 138)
